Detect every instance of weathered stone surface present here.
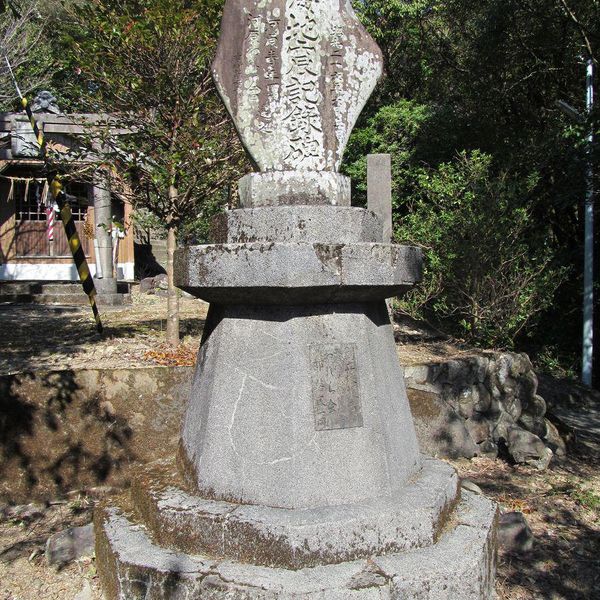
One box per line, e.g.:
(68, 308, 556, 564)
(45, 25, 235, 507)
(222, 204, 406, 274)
(3, 503, 45, 522)
(407, 389, 478, 459)
(180, 301, 421, 509)
(211, 206, 382, 244)
(543, 417, 567, 458)
(45, 523, 95, 566)
(212, 0, 382, 173)
(465, 416, 491, 444)
(139, 277, 155, 294)
(238, 171, 351, 207)
(378, 493, 498, 600)
(461, 479, 483, 496)
(367, 154, 392, 243)
(97, 0, 498, 593)
(498, 512, 534, 553)
(403, 351, 563, 462)
(130, 457, 459, 569)
(175, 242, 422, 304)
(507, 427, 553, 470)
(94, 489, 496, 600)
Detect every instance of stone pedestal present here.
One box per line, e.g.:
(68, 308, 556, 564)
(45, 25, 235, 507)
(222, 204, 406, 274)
(95, 203, 497, 599)
(95, 1, 496, 596)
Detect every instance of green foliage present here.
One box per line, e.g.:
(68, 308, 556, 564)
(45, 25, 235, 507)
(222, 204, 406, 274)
(571, 486, 600, 514)
(343, 99, 431, 206)
(130, 207, 165, 238)
(344, 0, 599, 366)
(394, 151, 567, 347)
(59, 0, 247, 233)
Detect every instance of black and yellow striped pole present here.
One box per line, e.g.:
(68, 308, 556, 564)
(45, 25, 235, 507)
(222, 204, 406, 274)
(5, 56, 103, 333)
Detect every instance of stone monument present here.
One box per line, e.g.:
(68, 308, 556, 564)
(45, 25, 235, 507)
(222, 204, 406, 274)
(95, 1, 497, 597)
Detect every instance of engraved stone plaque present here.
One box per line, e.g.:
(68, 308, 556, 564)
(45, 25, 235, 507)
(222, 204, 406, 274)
(310, 343, 363, 431)
(212, 0, 383, 172)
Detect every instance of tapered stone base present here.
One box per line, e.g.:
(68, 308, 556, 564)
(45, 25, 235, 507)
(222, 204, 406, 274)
(95, 487, 497, 600)
(179, 301, 422, 510)
(129, 456, 460, 569)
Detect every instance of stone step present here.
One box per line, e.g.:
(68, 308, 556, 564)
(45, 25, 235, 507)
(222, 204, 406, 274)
(95, 489, 497, 600)
(39, 282, 84, 294)
(0, 293, 34, 303)
(0, 282, 41, 295)
(0, 280, 132, 305)
(129, 457, 459, 570)
(31, 293, 92, 305)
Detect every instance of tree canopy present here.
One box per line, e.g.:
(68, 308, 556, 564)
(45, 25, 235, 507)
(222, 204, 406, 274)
(342, 0, 599, 374)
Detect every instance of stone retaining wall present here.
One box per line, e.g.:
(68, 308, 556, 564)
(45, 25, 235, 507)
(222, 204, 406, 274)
(405, 352, 564, 467)
(0, 354, 563, 503)
(0, 367, 191, 503)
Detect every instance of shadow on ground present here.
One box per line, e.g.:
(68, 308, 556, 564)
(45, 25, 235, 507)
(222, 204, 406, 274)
(0, 370, 135, 501)
(460, 435, 600, 600)
(0, 304, 205, 374)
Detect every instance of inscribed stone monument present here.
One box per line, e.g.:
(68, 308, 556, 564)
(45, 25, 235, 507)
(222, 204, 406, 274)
(95, 1, 497, 597)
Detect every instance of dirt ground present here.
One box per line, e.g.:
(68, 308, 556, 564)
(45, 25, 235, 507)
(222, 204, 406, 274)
(0, 289, 208, 376)
(1, 289, 599, 599)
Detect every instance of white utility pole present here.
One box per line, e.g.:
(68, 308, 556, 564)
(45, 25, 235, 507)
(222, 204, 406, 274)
(582, 59, 594, 387)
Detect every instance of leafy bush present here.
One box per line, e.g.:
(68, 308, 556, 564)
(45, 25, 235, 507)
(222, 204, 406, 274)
(394, 151, 567, 348)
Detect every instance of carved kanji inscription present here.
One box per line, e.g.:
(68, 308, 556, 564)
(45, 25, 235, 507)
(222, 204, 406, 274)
(310, 343, 363, 431)
(212, 0, 383, 172)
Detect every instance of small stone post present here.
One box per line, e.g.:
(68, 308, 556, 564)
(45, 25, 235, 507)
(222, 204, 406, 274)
(95, 2, 497, 597)
(367, 153, 393, 243)
(368, 153, 395, 315)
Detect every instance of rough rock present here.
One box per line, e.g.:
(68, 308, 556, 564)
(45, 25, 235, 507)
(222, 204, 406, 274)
(45, 522, 95, 566)
(461, 479, 483, 495)
(498, 512, 534, 553)
(543, 418, 567, 458)
(477, 439, 499, 459)
(407, 389, 477, 459)
(507, 428, 553, 470)
(154, 273, 168, 290)
(404, 351, 565, 463)
(139, 277, 155, 294)
(4, 503, 45, 522)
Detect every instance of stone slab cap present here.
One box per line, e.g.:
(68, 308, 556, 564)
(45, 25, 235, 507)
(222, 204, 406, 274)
(210, 206, 383, 244)
(174, 242, 422, 303)
(212, 0, 383, 173)
(94, 489, 497, 599)
(130, 457, 459, 569)
(238, 171, 351, 207)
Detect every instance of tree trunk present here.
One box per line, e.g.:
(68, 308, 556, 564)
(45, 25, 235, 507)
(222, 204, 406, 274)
(166, 189, 179, 346)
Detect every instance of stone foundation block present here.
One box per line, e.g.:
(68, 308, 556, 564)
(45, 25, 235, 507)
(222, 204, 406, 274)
(210, 206, 383, 245)
(130, 457, 459, 569)
(237, 172, 351, 207)
(95, 490, 497, 600)
(174, 243, 422, 304)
